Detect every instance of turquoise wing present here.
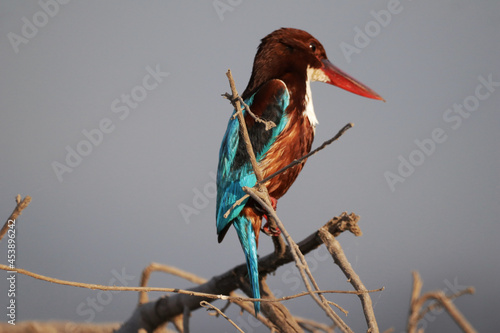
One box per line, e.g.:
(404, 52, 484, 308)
(216, 79, 290, 240)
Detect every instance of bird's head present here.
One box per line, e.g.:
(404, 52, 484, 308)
(243, 28, 384, 101)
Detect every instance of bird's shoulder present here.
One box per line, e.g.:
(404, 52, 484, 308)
(245, 79, 289, 120)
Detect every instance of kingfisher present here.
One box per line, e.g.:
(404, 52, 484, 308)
(216, 28, 383, 314)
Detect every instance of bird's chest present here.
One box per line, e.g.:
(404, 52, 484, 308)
(259, 111, 315, 198)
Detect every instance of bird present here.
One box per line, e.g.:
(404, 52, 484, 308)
(216, 27, 383, 314)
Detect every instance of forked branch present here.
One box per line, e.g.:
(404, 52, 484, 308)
(407, 271, 477, 333)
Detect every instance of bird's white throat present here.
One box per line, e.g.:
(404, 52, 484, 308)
(304, 67, 322, 130)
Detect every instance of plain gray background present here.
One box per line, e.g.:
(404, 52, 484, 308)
(1, 1, 499, 332)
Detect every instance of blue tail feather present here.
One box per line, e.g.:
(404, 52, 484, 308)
(233, 216, 261, 314)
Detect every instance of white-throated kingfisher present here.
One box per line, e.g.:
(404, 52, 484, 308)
(216, 28, 383, 314)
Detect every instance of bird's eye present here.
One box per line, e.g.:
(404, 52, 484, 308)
(309, 42, 317, 53)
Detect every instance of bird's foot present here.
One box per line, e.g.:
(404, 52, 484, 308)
(261, 197, 280, 236)
(254, 196, 278, 214)
(262, 221, 281, 237)
(268, 197, 278, 210)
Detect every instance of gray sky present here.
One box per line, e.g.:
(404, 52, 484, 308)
(1, 1, 499, 332)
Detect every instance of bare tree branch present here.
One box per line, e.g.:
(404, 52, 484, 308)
(138, 262, 275, 331)
(117, 214, 363, 332)
(0, 192, 384, 333)
(407, 271, 477, 333)
(224, 69, 282, 241)
(0, 194, 31, 242)
(318, 220, 379, 333)
(244, 187, 355, 333)
(0, 212, 364, 331)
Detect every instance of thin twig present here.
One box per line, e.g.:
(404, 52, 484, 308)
(243, 187, 354, 333)
(225, 69, 282, 251)
(0, 264, 380, 304)
(257, 122, 353, 187)
(139, 262, 206, 305)
(225, 69, 265, 183)
(223, 92, 276, 131)
(277, 287, 384, 299)
(224, 123, 353, 220)
(0, 195, 31, 242)
(417, 286, 475, 321)
(201, 301, 245, 333)
(326, 300, 349, 316)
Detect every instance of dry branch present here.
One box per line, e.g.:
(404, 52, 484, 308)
(318, 219, 378, 333)
(245, 187, 356, 333)
(407, 271, 477, 333)
(224, 69, 282, 241)
(116, 214, 363, 332)
(0, 198, 384, 333)
(0, 194, 31, 242)
(138, 262, 275, 331)
(0, 189, 378, 332)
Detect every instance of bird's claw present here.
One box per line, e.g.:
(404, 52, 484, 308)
(254, 196, 278, 214)
(262, 220, 281, 237)
(268, 197, 278, 210)
(255, 196, 280, 236)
